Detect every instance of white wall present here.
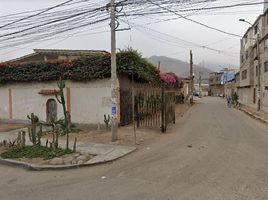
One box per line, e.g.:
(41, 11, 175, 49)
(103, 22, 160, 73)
(69, 79, 111, 125)
(0, 89, 9, 119)
(0, 79, 111, 125)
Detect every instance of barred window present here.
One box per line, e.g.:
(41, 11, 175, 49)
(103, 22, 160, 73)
(264, 61, 268, 73)
(242, 70, 247, 80)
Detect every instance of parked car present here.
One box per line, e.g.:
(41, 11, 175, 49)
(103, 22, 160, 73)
(193, 91, 200, 97)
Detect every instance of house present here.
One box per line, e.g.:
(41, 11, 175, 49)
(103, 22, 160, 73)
(209, 72, 224, 96)
(194, 83, 209, 96)
(0, 49, 162, 127)
(224, 77, 237, 98)
(6, 49, 108, 64)
(181, 77, 190, 97)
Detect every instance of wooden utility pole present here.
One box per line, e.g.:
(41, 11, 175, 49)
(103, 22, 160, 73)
(257, 33, 261, 111)
(110, 0, 118, 141)
(199, 72, 202, 97)
(132, 73, 137, 144)
(190, 50, 194, 104)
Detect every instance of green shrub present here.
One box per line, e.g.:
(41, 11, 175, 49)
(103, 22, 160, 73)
(0, 50, 160, 85)
(1, 146, 72, 160)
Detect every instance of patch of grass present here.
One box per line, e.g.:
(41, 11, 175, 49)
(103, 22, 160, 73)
(1, 146, 73, 160)
(70, 127, 82, 133)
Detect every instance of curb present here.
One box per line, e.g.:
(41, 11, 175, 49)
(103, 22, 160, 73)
(238, 108, 268, 124)
(0, 148, 137, 171)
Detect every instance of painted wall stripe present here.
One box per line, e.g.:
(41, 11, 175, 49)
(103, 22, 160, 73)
(66, 87, 71, 114)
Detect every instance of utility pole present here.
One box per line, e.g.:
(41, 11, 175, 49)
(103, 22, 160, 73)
(199, 72, 202, 97)
(257, 33, 261, 111)
(132, 72, 137, 144)
(110, 0, 118, 141)
(190, 50, 194, 104)
(158, 61, 161, 70)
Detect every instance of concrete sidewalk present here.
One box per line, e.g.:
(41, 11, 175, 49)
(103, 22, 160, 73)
(238, 105, 268, 124)
(0, 129, 136, 170)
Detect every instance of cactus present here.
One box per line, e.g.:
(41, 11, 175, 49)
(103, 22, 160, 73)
(16, 131, 26, 148)
(2, 140, 7, 147)
(55, 78, 72, 150)
(66, 132, 69, 150)
(37, 124, 42, 146)
(50, 125, 60, 150)
(17, 131, 22, 147)
(21, 131, 26, 147)
(104, 114, 111, 131)
(73, 137, 77, 152)
(27, 113, 39, 146)
(55, 78, 69, 129)
(28, 126, 37, 145)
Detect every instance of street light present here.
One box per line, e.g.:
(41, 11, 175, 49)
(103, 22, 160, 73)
(239, 18, 261, 111)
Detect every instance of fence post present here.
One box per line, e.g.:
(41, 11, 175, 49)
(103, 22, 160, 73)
(161, 85, 165, 133)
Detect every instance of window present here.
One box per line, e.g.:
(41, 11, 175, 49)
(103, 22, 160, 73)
(242, 70, 247, 80)
(256, 66, 259, 77)
(245, 51, 249, 60)
(241, 55, 244, 63)
(264, 61, 268, 72)
(265, 39, 268, 50)
(254, 23, 259, 35)
(244, 34, 248, 45)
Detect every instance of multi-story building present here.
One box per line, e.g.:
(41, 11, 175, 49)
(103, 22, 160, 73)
(239, 4, 268, 112)
(209, 72, 224, 96)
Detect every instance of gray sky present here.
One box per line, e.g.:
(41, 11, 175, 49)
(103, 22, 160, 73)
(0, 0, 264, 69)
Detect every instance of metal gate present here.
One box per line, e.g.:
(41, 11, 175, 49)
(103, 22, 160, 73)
(120, 85, 176, 132)
(161, 90, 176, 132)
(135, 86, 162, 129)
(120, 90, 133, 126)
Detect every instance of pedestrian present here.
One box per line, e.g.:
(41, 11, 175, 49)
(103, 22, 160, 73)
(227, 96, 232, 108)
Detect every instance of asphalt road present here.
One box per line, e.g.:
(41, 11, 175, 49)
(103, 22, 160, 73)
(1, 97, 268, 200)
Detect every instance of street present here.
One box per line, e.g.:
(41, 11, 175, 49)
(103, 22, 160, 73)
(1, 97, 268, 200)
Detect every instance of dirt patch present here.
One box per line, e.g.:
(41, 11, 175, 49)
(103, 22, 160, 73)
(0, 103, 191, 149)
(59, 103, 192, 147)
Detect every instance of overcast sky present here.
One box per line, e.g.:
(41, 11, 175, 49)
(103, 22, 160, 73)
(0, 0, 264, 70)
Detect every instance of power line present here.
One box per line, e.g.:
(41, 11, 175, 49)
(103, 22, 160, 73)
(0, 6, 107, 39)
(145, 0, 242, 38)
(0, 0, 75, 29)
(171, 2, 267, 12)
(125, 20, 239, 57)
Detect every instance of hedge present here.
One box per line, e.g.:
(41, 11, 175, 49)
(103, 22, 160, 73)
(0, 50, 161, 85)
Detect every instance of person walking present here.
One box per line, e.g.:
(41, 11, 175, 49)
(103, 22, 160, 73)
(227, 95, 232, 108)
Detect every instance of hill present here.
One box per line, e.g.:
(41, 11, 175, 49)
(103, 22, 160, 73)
(148, 56, 213, 83)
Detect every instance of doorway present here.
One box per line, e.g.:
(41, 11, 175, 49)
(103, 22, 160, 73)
(46, 99, 57, 122)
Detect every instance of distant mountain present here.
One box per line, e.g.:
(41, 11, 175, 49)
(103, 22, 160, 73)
(148, 56, 213, 82)
(198, 61, 239, 71)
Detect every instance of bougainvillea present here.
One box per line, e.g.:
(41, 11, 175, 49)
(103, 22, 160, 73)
(160, 72, 183, 88)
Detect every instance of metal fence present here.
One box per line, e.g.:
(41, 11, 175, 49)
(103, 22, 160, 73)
(120, 84, 176, 133)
